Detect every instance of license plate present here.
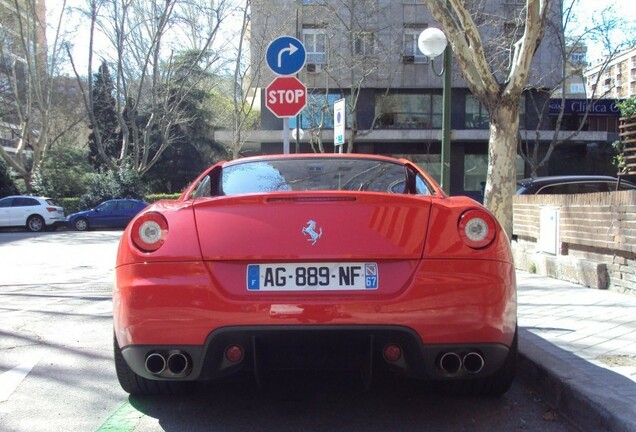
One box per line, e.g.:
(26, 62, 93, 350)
(246, 262, 379, 291)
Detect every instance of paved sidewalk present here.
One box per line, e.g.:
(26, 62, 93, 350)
(516, 271, 636, 432)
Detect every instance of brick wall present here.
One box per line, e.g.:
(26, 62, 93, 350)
(512, 191, 636, 295)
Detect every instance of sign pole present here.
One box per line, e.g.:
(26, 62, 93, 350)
(283, 117, 290, 154)
(265, 36, 307, 155)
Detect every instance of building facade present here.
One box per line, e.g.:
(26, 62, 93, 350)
(0, 0, 47, 157)
(585, 46, 636, 100)
(239, 0, 619, 198)
(554, 41, 588, 99)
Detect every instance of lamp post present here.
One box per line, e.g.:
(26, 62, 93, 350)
(418, 27, 452, 193)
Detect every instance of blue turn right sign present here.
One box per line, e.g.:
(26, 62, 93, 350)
(266, 36, 306, 76)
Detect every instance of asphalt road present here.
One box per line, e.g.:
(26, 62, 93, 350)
(0, 230, 579, 432)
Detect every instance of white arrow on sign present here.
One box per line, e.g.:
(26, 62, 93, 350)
(278, 43, 299, 68)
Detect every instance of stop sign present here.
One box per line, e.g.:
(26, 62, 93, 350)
(265, 76, 307, 118)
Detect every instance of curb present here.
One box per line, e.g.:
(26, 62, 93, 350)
(518, 328, 636, 432)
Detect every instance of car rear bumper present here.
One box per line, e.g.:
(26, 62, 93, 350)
(120, 325, 511, 382)
(114, 258, 516, 381)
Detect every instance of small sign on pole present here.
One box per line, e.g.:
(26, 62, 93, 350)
(334, 98, 345, 152)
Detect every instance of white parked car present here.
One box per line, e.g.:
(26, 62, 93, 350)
(0, 195, 66, 232)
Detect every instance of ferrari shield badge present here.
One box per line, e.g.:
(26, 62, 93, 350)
(302, 220, 322, 245)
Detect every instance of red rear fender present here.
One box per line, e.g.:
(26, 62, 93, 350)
(423, 197, 513, 262)
(117, 200, 202, 265)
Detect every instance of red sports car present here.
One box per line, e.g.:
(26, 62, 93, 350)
(113, 154, 517, 396)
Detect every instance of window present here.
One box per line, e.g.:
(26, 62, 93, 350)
(464, 154, 526, 200)
(391, 154, 441, 185)
(292, 92, 350, 130)
(0, 198, 13, 208)
(569, 83, 585, 94)
(303, 29, 327, 64)
(536, 182, 612, 195)
(14, 198, 38, 207)
(571, 53, 586, 64)
(465, 95, 490, 129)
(119, 201, 137, 210)
(221, 159, 421, 194)
(376, 94, 442, 129)
(465, 94, 526, 128)
(402, 28, 427, 63)
(96, 201, 118, 211)
(354, 32, 374, 56)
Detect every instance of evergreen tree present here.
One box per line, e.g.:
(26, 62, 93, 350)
(145, 50, 227, 193)
(0, 158, 19, 197)
(88, 62, 120, 169)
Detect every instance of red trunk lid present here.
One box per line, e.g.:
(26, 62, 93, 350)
(192, 193, 431, 261)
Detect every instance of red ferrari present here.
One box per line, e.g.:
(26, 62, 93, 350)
(113, 154, 517, 396)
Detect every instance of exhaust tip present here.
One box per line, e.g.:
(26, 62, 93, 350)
(145, 352, 167, 375)
(439, 352, 462, 375)
(167, 351, 191, 375)
(463, 352, 485, 374)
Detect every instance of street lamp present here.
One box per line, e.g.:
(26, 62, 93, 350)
(418, 27, 452, 193)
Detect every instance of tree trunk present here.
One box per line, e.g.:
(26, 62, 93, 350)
(483, 102, 520, 238)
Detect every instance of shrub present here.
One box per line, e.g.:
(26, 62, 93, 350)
(60, 197, 82, 214)
(80, 162, 148, 208)
(617, 97, 636, 118)
(32, 142, 91, 198)
(144, 193, 181, 203)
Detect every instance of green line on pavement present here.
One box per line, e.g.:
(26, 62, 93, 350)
(95, 400, 144, 432)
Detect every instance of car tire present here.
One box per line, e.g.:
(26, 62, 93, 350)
(113, 334, 193, 396)
(26, 215, 45, 232)
(74, 218, 89, 231)
(436, 327, 517, 397)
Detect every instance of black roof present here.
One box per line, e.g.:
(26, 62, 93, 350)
(516, 175, 636, 195)
(517, 175, 634, 187)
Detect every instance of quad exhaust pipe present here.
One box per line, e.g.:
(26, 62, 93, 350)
(145, 351, 191, 376)
(462, 352, 485, 374)
(145, 353, 167, 375)
(167, 352, 190, 375)
(438, 351, 484, 376)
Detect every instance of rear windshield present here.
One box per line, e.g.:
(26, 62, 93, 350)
(218, 158, 431, 196)
(45, 199, 62, 207)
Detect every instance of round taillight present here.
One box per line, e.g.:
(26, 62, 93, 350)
(131, 212, 168, 252)
(458, 210, 496, 249)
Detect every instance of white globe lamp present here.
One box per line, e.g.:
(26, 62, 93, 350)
(291, 127, 304, 140)
(418, 28, 447, 58)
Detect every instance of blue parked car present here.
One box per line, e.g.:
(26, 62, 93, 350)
(66, 199, 149, 231)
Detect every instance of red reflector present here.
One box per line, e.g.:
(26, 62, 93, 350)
(46, 207, 57, 212)
(225, 345, 244, 363)
(383, 344, 402, 362)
